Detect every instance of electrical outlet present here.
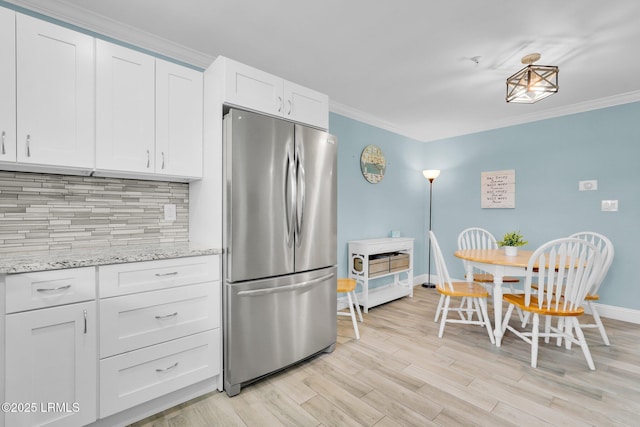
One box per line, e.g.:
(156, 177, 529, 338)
(164, 204, 177, 221)
(601, 200, 618, 212)
(579, 180, 598, 191)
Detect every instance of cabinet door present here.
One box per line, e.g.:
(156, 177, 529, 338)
(96, 40, 155, 174)
(223, 57, 284, 117)
(0, 8, 16, 163)
(5, 301, 97, 427)
(156, 59, 203, 178)
(15, 14, 94, 169)
(284, 80, 329, 130)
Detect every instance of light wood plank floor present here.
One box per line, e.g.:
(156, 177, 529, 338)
(130, 286, 640, 426)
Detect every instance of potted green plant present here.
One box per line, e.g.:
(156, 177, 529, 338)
(497, 231, 528, 256)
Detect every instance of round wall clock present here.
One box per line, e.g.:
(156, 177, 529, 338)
(360, 145, 386, 184)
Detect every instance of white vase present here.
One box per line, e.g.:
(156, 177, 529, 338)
(504, 246, 518, 256)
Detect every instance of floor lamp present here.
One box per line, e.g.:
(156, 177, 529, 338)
(422, 169, 440, 288)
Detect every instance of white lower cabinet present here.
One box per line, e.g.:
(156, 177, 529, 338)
(99, 329, 220, 418)
(2, 255, 221, 427)
(4, 301, 97, 427)
(97, 255, 222, 419)
(3, 267, 97, 427)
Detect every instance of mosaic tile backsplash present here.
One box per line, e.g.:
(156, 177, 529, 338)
(0, 171, 189, 254)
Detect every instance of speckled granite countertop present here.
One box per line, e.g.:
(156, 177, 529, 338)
(0, 243, 222, 274)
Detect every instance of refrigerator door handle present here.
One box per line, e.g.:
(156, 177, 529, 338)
(295, 155, 305, 247)
(285, 152, 296, 247)
(237, 272, 334, 297)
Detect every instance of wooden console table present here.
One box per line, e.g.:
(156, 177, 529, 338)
(348, 237, 414, 313)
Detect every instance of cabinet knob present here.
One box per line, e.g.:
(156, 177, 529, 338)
(161, 152, 165, 170)
(146, 149, 150, 168)
(277, 96, 283, 113)
(1, 131, 5, 155)
(26, 134, 31, 157)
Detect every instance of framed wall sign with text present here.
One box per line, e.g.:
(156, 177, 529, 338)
(481, 169, 515, 208)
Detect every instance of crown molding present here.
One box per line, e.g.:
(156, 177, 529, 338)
(333, 90, 640, 143)
(488, 90, 640, 133)
(5, 1, 639, 139)
(329, 100, 423, 142)
(2, 0, 214, 69)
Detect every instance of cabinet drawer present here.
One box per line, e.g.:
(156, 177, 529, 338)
(5, 267, 96, 313)
(100, 281, 220, 357)
(98, 255, 219, 297)
(99, 329, 220, 418)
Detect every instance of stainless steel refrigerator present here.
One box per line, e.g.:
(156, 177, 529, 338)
(222, 108, 337, 396)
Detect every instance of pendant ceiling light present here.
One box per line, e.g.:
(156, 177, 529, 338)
(506, 53, 558, 103)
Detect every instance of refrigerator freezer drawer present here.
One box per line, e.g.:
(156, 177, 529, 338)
(224, 266, 337, 396)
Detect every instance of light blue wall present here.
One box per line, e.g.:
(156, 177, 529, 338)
(330, 101, 640, 311)
(329, 113, 428, 286)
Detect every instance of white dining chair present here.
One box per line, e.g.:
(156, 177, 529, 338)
(568, 232, 614, 345)
(453, 227, 523, 322)
(501, 238, 602, 370)
(522, 231, 615, 347)
(430, 231, 495, 344)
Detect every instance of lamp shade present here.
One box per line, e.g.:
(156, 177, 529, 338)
(423, 170, 441, 180)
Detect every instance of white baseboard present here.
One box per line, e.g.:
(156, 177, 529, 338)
(584, 302, 640, 325)
(413, 274, 430, 286)
(340, 275, 640, 325)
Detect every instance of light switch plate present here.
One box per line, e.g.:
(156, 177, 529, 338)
(601, 200, 618, 212)
(579, 180, 598, 191)
(164, 204, 177, 221)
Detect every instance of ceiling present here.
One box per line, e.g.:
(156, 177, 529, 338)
(8, 0, 640, 142)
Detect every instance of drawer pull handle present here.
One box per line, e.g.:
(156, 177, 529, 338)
(155, 272, 178, 277)
(156, 362, 178, 373)
(83, 309, 87, 334)
(36, 284, 71, 293)
(155, 311, 178, 319)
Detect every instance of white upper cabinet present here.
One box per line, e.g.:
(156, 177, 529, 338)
(284, 80, 329, 130)
(220, 57, 328, 130)
(0, 8, 16, 163)
(0, 7, 203, 181)
(223, 58, 285, 117)
(15, 14, 95, 170)
(156, 59, 203, 179)
(96, 40, 156, 174)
